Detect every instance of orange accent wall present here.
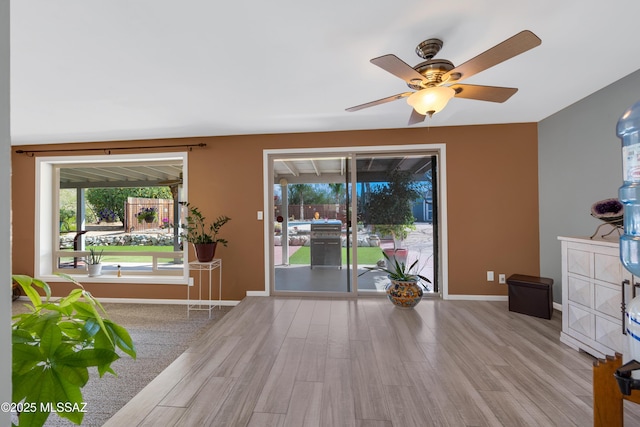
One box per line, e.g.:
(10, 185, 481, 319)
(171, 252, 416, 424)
(11, 122, 539, 299)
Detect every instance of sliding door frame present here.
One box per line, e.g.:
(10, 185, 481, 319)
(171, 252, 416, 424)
(260, 143, 449, 299)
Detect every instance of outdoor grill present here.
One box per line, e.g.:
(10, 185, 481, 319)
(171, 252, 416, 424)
(310, 221, 342, 269)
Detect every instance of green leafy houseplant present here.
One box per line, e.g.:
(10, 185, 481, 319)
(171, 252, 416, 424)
(177, 203, 231, 245)
(87, 248, 103, 265)
(11, 274, 136, 427)
(366, 250, 431, 290)
(136, 207, 157, 223)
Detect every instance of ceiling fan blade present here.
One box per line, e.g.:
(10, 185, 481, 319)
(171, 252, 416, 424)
(450, 84, 518, 103)
(408, 109, 426, 125)
(370, 54, 427, 84)
(444, 30, 541, 83)
(346, 92, 413, 112)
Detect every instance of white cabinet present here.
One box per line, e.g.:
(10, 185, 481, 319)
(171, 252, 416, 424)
(559, 236, 633, 358)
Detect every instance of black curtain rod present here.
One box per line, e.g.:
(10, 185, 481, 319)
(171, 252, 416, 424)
(15, 142, 207, 157)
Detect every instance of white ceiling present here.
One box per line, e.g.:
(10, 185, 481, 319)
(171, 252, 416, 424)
(10, 1, 640, 146)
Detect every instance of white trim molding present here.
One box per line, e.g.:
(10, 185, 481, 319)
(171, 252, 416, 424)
(246, 290, 270, 297)
(263, 143, 448, 298)
(34, 152, 189, 284)
(15, 296, 241, 307)
(445, 295, 509, 301)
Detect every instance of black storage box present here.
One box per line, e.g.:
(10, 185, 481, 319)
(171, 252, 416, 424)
(506, 274, 554, 319)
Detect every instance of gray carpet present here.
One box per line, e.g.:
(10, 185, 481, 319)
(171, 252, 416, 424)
(11, 301, 231, 426)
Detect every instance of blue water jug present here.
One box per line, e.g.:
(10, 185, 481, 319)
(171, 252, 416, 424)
(618, 100, 640, 276)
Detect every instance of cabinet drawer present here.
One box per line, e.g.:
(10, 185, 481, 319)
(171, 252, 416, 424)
(568, 276, 591, 307)
(567, 303, 593, 339)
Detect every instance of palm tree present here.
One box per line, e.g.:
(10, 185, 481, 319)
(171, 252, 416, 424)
(288, 184, 312, 220)
(328, 183, 344, 204)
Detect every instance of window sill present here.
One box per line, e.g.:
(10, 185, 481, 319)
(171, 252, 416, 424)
(39, 274, 188, 285)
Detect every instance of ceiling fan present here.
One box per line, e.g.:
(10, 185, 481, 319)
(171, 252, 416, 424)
(346, 30, 541, 125)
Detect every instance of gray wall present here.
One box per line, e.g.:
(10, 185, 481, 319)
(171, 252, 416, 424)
(538, 68, 640, 303)
(1, 0, 10, 425)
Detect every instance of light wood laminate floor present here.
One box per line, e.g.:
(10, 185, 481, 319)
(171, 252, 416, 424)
(103, 297, 640, 426)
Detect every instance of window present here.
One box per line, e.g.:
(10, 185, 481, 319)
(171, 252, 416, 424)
(35, 152, 189, 284)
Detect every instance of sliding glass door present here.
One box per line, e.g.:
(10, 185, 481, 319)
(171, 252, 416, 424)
(354, 153, 437, 295)
(269, 149, 438, 296)
(272, 155, 353, 294)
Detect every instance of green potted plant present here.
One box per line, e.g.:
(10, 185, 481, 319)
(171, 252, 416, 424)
(363, 170, 422, 266)
(136, 207, 157, 223)
(365, 250, 431, 308)
(11, 274, 136, 427)
(176, 203, 231, 262)
(86, 248, 103, 277)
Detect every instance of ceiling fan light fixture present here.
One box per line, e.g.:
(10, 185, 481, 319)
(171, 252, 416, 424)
(407, 86, 455, 117)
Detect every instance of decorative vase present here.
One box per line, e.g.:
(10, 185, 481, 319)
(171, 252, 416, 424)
(386, 279, 423, 308)
(88, 263, 103, 277)
(194, 243, 217, 262)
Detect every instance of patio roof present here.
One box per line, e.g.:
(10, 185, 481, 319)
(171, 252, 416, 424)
(58, 155, 432, 189)
(273, 156, 433, 184)
(59, 160, 183, 189)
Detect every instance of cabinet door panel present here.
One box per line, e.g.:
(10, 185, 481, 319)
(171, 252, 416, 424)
(594, 253, 623, 285)
(568, 276, 591, 307)
(594, 283, 622, 319)
(567, 303, 593, 339)
(595, 315, 623, 352)
(567, 249, 590, 278)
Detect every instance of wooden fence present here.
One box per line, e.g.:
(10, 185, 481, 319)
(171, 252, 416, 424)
(124, 197, 174, 232)
(274, 204, 346, 222)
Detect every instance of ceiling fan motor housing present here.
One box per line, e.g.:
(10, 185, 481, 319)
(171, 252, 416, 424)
(409, 59, 455, 90)
(415, 38, 443, 60)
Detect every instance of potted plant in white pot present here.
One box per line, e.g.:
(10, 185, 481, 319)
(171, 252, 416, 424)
(86, 248, 103, 277)
(176, 203, 231, 262)
(365, 251, 431, 308)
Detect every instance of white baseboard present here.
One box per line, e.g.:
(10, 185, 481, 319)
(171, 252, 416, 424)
(15, 293, 561, 310)
(443, 295, 563, 312)
(246, 290, 270, 297)
(444, 294, 509, 301)
(14, 296, 240, 306)
(98, 298, 241, 306)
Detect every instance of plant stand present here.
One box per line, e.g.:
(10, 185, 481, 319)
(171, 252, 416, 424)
(187, 259, 222, 319)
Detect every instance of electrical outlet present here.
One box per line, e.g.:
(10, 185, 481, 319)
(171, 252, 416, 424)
(487, 271, 494, 281)
(499, 274, 506, 284)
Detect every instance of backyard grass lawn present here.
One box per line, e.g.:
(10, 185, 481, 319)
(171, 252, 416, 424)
(84, 245, 176, 263)
(288, 246, 383, 265)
